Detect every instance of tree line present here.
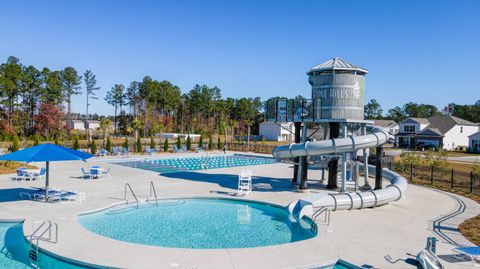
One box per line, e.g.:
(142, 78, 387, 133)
(364, 99, 480, 123)
(0, 56, 263, 144)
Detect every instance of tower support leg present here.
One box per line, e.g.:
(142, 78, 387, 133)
(361, 124, 372, 190)
(375, 146, 384, 190)
(299, 123, 308, 189)
(292, 122, 301, 183)
(326, 122, 339, 190)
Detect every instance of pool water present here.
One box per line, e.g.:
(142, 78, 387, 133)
(0, 222, 86, 268)
(113, 154, 275, 173)
(79, 198, 316, 249)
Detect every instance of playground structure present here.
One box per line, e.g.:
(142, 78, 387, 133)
(265, 57, 408, 217)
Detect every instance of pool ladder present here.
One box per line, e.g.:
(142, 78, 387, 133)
(312, 207, 331, 227)
(146, 181, 158, 206)
(28, 220, 58, 267)
(124, 183, 139, 208)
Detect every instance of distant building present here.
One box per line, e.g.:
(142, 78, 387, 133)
(396, 115, 479, 150)
(469, 132, 480, 152)
(259, 122, 295, 141)
(67, 120, 85, 131)
(373, 120, 399, 135)
(85, 120, 100, 130)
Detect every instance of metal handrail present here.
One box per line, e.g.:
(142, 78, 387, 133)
(147, 181, 158, 206)
(29, 220, 58, 265)
(124, 183, 139, 208)
(312, 207, 331, 226)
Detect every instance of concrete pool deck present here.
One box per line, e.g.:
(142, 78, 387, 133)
(0, 151, 478, 268)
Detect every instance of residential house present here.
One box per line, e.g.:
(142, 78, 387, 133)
(85, 120, 100, 130)
(469, 132, 480, 152)
(259, 122, 295, 141)
(67, 120, 85, 131)
(396, 115, 479, 150)
(373, 120, 399, 135)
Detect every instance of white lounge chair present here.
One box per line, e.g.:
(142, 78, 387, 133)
(102, 168, 111, 178)
(81, 168, 92, 179)
(453, 246, 480, 266)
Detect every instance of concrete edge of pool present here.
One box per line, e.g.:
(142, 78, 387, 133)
(21, 198, 342, 269)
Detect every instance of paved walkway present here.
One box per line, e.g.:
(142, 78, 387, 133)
(0, 152, 478, 268)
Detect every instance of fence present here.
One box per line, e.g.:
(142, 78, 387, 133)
(384, 161, 480, 195)
(225, 142, 275, 155)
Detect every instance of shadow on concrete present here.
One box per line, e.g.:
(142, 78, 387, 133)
(0, 188, 38, 202)
(162, 171, 296, 193)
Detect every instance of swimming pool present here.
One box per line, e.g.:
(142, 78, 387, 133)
(112, 154, 276, 173)
(79, 198, 315, 249)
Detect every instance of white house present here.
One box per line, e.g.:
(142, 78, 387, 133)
(396, 115, 479, 150)
(67, 120, 85, 131)
(259, 122, 295, 141)
(469, 132, 480, 152)
(373, 120, 399, 135)
(85, 120, 100, 130)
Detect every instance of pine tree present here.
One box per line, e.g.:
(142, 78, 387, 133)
(73, 135, 80, 150)
(186, 135, 191, 150)
(11, 134, 19, 152)
(105, 136, 112, 152)
(163, 138, 169, 152)
(150, 135, 155, 149)
(90, 139, 97, 154)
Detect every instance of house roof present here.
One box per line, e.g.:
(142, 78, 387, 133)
(417, 128, 443, 137)
(425, 115, 477, 134)
(399, 117, 431, 125)
(373, 120, 398, 128)
(307, 57, 368, 75)
(469, 131, 480, 138)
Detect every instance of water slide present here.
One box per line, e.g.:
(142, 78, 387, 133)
(272, 126, 408, 219)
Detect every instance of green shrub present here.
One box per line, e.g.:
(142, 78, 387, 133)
(473, 163, 480, 177)
(208, 136, 213, 150)
(90, 140, 97, 155)
(186, 135, 191, 150)
(217, 136, 223, 150)
(150, 136, 155, 149)
(176, 136, 181, 149)
(123, 137, 129, 149)
(11, 134, 19, 152)
(33, 134, 40, 146)
(54, 136, 61, 145)
(136, 135, 142, 152)
(163, 138, 169, 152)
(105, 136, 112, 152)
(199, 134, 203, 148)
(73, 136, 80, 150)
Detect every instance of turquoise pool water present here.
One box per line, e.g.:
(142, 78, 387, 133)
(113, 154, 275, 173)
(79, 198, 315, 249)
(0, 222, 86, 268)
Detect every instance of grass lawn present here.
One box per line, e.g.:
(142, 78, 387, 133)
(0, 161, 36, 175)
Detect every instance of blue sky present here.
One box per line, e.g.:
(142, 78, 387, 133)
(1, 0, 479, 116)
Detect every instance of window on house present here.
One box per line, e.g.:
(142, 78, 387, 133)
(404, 125, 415, 133)
(460, 126, 463, 133)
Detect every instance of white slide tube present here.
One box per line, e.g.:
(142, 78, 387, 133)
(272, 126, 408, 218)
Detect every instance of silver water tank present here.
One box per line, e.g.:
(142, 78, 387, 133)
(308, 57, 367, 121)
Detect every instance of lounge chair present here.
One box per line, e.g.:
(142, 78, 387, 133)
(15, 169, 29, 181)
(172, 145, 180, 153)
(98, 149, 109, 157)
(112, 147, 120, 156)
(196, 147, 204, 153)
(90, 168, 101, 179)
(31, 167, 46, 181)
(181, 145, 187, 152)
(453, 246, 480, 266)
(122, 147, 129, 158)
(81, 168, 92, 179)
(102, 168, 111, 178)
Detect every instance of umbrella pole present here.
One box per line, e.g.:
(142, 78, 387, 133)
(45, 161, 49, 203)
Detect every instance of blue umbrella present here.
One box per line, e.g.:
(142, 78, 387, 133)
(0, 143, 93, 202)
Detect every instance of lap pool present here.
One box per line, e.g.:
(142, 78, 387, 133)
(112, 154, 276, 173)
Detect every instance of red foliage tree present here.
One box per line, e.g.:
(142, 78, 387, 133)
(34, 103, 66, 138)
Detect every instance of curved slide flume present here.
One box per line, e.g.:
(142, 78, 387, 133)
(272, 127, 408, 219)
